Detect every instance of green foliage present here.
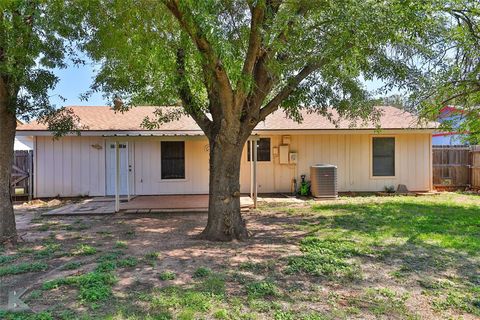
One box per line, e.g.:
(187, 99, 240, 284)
(193, 266, 212, 278)
(159, 271, 176, 281)
(0, 311, 54, 320)
(0, 1, 82, 125)
(0, 262, 48, 276)
(196, 275, 226, 296)
(286, 237, 364, 279)
(213, 309, 229, 319)
(0, 254, 18, 265)
(145, 251, 161, 260)
(34, 243, 62, 259)
(114, 241, 128, 249)
(148, 286, 215, 314)
(72, 244, 97, 256)
(246, 280, 279, 299)
(76, 0, 449, 131)
(61, 261, 83, 270)
(42, 271, 117, 303)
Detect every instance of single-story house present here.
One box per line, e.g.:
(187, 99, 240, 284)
(16, 106, 436, 200)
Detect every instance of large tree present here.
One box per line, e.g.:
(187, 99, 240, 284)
(0, 1, 78, 243)
(76, 0, 444, 241)
(412, 1, 480, 143)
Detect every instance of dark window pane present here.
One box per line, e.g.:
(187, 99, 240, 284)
(372, 137, 395, 176)
(247, 138, 271, 162)
(161, 141, 185, 179)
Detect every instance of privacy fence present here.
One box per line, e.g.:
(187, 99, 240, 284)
(433, 145, 480, 190)
(11, 150, 33, 201)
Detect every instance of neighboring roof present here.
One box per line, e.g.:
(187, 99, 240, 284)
(17, 105, 437, 133)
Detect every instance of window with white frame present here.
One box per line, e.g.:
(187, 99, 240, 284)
(161, 141, 185, 179)
(372, 137, 395, 176)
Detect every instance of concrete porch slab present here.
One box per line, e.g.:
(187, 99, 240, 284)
(42, 195, 254, 216)
(42, 199, 115, 216)
(120, 195, 254, 212)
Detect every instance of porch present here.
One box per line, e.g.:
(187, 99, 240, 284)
(42, 195, 255, 216)
(108, 136, 261, 212)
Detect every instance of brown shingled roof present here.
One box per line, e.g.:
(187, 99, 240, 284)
(17, 105, 436, 132)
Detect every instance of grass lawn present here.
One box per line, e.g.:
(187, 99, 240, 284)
(1, 193, 479, 319)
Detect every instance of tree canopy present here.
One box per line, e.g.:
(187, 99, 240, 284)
(77, 0, 445, 126)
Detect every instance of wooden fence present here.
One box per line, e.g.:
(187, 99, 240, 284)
(11, 150, 33, 201)
(433, 145, 480, 190)
(472, 145, 480, 189)
(433, 145, 471, 188)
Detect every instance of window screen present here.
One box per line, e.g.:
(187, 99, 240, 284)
(372, 137, 395, 176)
(247, 138, 271, 162)
(161, 141, 185, 179)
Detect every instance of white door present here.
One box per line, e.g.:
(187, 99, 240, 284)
(106, 142, 129, 195)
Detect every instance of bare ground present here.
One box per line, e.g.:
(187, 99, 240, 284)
(1, 195, 479, 319)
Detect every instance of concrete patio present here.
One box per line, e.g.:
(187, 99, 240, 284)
(42, 195, 255, 216)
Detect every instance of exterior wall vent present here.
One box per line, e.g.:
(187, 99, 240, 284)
(310, 164, 338, 198)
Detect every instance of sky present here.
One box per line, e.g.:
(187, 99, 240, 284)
(49, 58, 392, 109)
(49, 59, 107, 107)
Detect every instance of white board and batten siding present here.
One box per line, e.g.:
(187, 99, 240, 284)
(34, 132, 432, 198)
(240, 133, 432, 193)
(35, 136, 106, 197)
(133, 139, 210, 195)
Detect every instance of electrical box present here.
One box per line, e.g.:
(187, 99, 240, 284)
(272, 147, 279, 156)
(282, 135, 291, 145)
(289, 152, 298, 164)
(279, 145, 289, 164)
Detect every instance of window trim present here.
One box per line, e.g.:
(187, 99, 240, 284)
(246, 137, 272, 163)
(369, 135, 397, 179)
(160, 140, 187, 181)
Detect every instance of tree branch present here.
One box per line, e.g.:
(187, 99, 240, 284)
(259, 62, 322, 120)
(235, 3, 265, 106)
(164, 0, 234, 114)
(175, 47, 213, 136)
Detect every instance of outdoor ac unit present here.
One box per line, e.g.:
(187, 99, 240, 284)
(310, 164, 338, 198)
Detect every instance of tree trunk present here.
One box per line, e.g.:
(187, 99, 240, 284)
(199, 137, 249, 241)
(0, 88, 17, 243)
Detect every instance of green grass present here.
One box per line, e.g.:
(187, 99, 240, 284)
(72, 244, 97, 256)
(61, 261, 83, 270)
(193, 266, 212, 278)
(159, 271, 176, 280)
(246, 280, 279, 299)
(286, 237, 364, 279)
(114, 240, 128, 249)
(43, 271, 117, 303)
(306, 194, 480, 253)
(7, 194, 480, 319)
(0, 262, 48, 276)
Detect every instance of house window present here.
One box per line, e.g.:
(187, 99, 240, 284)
(247, 138, 271, 162)
(161, 141, 185, 179)
(372, 137, 395, 176)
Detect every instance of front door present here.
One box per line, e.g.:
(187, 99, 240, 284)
(106, 142, 129, 195)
